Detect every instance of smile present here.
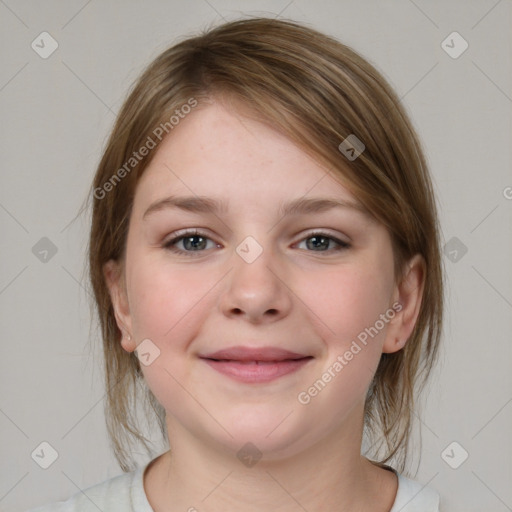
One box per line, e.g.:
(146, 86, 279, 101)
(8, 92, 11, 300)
(199, 345, 314, 383)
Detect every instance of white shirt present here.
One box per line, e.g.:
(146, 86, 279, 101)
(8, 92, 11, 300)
(27, 462, 440, 511)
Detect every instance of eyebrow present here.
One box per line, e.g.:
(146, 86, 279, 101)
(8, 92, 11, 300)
(142, 195, 369, 220)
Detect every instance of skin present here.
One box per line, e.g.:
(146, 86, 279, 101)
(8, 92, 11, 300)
(104, 99, 425, 512)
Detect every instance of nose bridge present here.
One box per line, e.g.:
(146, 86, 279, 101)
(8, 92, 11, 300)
(220, 233, 292, 321)
(232, 233, 279, 295)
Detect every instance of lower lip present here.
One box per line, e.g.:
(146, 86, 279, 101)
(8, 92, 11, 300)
(201, 357, 312, 383)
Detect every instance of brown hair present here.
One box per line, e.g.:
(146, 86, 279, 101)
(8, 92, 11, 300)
(86, 17, 443, 473)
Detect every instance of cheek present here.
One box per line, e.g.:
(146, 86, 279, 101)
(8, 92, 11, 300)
(294, 264, 394, 424)
(128, 267, 174, 339)
(126, 257, 216, 412)
(127, 253, 216, 340)
(303, 263, 394, 346)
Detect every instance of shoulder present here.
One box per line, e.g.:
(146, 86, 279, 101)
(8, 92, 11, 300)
(25, 464, 153, 512)
(390, 473, 440, 512)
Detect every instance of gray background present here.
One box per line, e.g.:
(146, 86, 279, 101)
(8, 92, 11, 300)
(1, 1, 511, 511)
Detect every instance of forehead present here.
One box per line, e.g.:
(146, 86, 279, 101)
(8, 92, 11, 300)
(133, 101, 362, 215)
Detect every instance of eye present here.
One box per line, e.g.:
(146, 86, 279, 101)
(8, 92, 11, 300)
(295, 232, 350, 252)
(163, 229, 218, 256)
(162, 229, 350, 256)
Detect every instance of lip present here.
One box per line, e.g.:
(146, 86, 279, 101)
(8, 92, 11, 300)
(199, 346, 313, 383)
(200, 346, 309, 362)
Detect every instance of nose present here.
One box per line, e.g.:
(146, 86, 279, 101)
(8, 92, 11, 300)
(218, 239, 293, 324)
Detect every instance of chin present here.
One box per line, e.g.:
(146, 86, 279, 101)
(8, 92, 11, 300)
(207, 412, 310, 462)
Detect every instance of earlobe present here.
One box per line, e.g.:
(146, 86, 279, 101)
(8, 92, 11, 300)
(384, 338, 406, 354)
(103, 259, 136, 352)
(382, 254, 425, 354)
(120, 331, 136, 353)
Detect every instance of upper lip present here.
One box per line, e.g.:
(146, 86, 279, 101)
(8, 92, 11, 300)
(200, 346, 311, 362)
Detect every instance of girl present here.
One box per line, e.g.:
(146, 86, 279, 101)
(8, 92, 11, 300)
(30, 17, 443, 512)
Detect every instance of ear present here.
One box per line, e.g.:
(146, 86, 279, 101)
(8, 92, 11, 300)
(103, 259, 136, 353)
(382, 254, 425, 354)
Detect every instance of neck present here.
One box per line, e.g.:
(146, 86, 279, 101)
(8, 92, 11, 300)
(144, 407, 398, 512)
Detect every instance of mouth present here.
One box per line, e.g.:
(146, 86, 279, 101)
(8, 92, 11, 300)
(199, 346, 314, 383)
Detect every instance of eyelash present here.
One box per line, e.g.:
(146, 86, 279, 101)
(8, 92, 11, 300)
(162, 229, 350, 257)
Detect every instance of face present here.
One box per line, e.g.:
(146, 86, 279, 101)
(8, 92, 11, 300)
(105, 100, 421, 461)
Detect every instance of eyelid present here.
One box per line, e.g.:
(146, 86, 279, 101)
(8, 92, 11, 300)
(296, 228, 351, 245)
(163, 228, 351, 256)
(162, 228, 220, 252)
(293, 230, 351, 252)
(163, 228, 216, 244)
